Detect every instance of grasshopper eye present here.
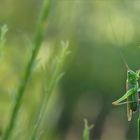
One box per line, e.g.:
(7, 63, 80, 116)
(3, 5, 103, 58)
(128, 70, 133, 73)
(128, 70, 135, 76)
(128, 71, 132, 75)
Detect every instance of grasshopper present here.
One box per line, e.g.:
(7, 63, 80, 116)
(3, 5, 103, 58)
(112, 69, 140, 121)
(109, 16, 140, 121)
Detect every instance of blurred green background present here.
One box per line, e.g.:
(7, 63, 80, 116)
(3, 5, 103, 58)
(1, 0, 140, 140)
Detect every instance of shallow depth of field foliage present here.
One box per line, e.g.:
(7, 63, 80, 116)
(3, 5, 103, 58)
(1, 0, 140, 140)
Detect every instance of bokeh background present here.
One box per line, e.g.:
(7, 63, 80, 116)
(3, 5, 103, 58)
(0, 0, 140, 140)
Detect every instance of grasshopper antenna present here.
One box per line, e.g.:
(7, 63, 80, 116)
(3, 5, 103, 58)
(109, 16, 130, 70)
(118, 47, 130, 70)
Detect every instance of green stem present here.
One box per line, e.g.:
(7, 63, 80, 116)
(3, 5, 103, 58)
(2, 1, 51, 140)
(137, 90, 140, 140)
(138, 117, 140, 140)
(30, 97, 49, 140)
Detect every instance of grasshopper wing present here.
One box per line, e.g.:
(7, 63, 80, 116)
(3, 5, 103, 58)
(126, 81, 132, 121)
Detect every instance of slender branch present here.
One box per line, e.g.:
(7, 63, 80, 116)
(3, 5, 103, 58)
(2, 1, 51, 140)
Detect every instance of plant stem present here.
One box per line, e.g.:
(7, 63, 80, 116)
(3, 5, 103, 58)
(137, 90, 140, 140)
(83, 119, 94, 140)
(138, 117, 140, 140)
(2, 1, 51, 140)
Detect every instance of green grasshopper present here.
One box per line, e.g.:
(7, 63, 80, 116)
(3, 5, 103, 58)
(109, 16, 140, 121)
(112, 68, 140, 121)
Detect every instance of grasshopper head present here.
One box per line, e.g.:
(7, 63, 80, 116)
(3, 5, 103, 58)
(127, 70, 138, 83)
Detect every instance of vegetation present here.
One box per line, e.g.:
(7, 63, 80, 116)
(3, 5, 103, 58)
(1, 0, 140, 140)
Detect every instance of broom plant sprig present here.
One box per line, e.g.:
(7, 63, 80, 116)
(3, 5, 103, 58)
(83, 119, 94, 140)
(30, 41, 70, 140)
(2, 0, 51, 140)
